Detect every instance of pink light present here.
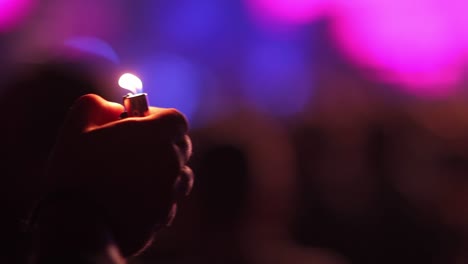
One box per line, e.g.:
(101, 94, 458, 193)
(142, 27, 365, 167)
(330, 0, 466, 97)
(0, 0, 35, 32)
(443, 0, 468, 57)
(246, 0, 327, 25)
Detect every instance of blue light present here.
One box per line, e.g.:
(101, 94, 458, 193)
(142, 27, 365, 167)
(137, 54, 202, 123)
(157, 0, 225, 48)
(241, 35, 313, 116)
(64, 36, 120, 64)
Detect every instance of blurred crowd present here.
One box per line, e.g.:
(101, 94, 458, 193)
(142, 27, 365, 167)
(168, 92, 468, 264)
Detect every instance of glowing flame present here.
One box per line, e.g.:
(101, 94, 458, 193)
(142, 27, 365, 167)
(118, 73, 143, 94)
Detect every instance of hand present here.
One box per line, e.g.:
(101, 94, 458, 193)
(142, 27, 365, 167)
(44, 94, 194, 257)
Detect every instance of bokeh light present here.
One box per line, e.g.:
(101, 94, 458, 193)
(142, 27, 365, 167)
(30, 0, 122, 47)
(444, 0, 468, 55)
(330, 0, 466, 97)
(245, 0, 327, 25)
(241, 35, 313, 116)
(157, 0, 226, 48)
(136, 54, 203, 123)
(64, 36, 120, 64)
(0, 0, 35, 32)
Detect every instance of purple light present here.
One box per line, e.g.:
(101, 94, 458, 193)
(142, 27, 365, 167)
(245, 0, 327, 25)
(158, 0, 225, 47)
(33, 0, 122, 45)
(241, 36, 312, 116)
(445, 0, 468, 54)
(64, 36, 119, 64)
(0, 0, 35, 32)
(137, 54, 203, 124)
(330, 0, 466, 96)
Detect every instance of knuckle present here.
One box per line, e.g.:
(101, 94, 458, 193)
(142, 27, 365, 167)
(173, 166, 195, 199)
(175, 135, 192, 162)
(160, 108, 189, 132)
(182, 166, 194, 185)
(72, 94, 100, 110)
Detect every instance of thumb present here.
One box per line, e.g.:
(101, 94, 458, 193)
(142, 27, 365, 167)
(63, 94, 124, 136)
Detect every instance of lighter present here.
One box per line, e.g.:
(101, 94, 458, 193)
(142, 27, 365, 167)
(118, 73, 150, 118)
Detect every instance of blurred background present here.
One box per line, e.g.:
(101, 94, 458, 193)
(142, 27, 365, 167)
(2, 0, 468, 263)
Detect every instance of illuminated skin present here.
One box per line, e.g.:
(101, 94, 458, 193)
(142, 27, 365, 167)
(33, 94, 194, 261)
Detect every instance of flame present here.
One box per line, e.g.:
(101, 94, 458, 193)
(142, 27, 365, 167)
(118, 73, 143, 94)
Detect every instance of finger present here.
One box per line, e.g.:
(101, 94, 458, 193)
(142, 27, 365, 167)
(94, 107, 189, 143)
(175, 135, 193, 163)
(64, 94, 124, 135)
(165, 203, 178, 227)
(173, 166, 194, 200)
(147, 107, 189, 135)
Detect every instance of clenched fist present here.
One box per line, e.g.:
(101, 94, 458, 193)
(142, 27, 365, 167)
(33, 94, 194, 260)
